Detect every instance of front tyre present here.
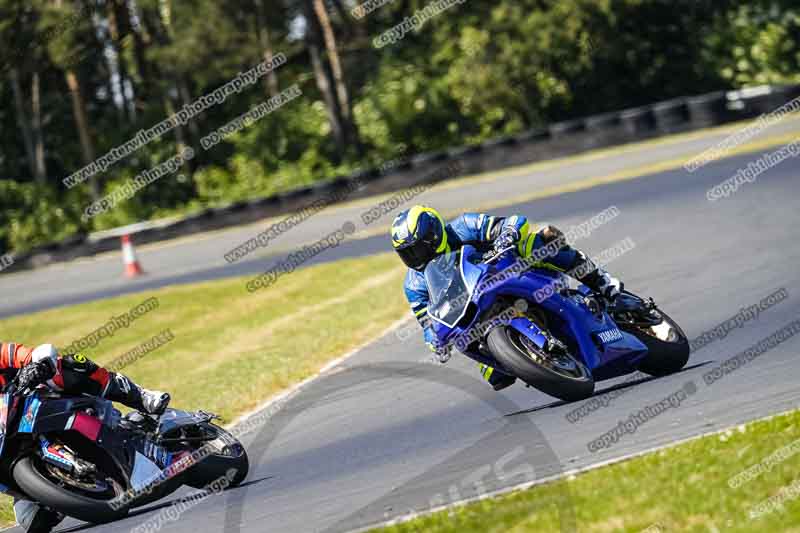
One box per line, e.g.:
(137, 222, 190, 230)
(13, 456, 129, 524)
(487, 326, 594, 402)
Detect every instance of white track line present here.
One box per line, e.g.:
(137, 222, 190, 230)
(225, 317, 414, 431)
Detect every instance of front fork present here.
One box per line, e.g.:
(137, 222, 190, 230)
(458, 316, 550, 372)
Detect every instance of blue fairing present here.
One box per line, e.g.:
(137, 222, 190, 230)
(425, 245, 648, 381)
(18, 397, 41, 434)
(0, 393, 11, 459)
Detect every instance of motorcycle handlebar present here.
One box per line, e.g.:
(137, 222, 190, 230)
(482, 245, 516, 264)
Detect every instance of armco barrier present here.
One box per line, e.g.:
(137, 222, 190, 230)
(3, 84, 799, 273)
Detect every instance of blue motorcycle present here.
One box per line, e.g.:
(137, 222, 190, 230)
(425, 245, 690, 401)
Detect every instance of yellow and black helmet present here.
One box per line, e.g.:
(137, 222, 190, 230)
(390, 205, 448, 270)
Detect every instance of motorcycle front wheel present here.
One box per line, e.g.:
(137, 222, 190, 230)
(487, 326, 595, 401)
(13, 455, 130, 523)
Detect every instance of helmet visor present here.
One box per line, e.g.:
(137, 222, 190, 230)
(397, 240, 438, 271)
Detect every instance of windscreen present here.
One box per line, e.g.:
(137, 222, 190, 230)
(424, 251, 471, 326)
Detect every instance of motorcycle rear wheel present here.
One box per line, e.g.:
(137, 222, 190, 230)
(622, 309, 690, 376)
(487, 326, 594, 401)
(614, 292, 690, 376)
(182, 422, 249, 489)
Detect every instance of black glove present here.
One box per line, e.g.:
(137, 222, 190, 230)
(494, 227, 520, 252)
(16, 359, 56, 391)
(485, 227, 520, 261)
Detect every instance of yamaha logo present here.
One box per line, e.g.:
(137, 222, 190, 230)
(598, 328, 623, 344)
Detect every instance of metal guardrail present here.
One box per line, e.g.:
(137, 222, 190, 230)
(6, 84, 800, 273)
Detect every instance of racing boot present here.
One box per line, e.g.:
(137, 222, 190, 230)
(573, 251, 623, 301)
(13, 498, 64, 533)
(479, 363, 517, 391)
(105, 373, 170, 416)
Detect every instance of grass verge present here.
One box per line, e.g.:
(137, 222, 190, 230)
(370, 409, 800, 533)
(0, 251, 409, 526)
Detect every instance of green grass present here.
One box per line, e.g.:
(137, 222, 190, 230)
(371, 409, 800, 533)
(2, 252, 407, 421)
(0, 251, 409, 526)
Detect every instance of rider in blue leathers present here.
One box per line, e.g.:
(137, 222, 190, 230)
(391, 205, 623, 391)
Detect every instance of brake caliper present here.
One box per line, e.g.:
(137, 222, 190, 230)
(39, 436, 95, 476)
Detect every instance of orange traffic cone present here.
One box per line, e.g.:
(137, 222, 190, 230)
(121, 234, 144, 278)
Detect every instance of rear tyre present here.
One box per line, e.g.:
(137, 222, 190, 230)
(616, 301, 690, 376)
(487, 326, 594, 402)
(13, 456, 129, 524)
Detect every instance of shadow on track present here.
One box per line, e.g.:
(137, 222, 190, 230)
(504, 361, 713, 417)
(56, 477, 274, 532)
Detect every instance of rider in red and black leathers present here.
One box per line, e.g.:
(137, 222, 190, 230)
(0, 342, 168, 413)
(391, 206, 623, 391)
(0, 342, 169, 532)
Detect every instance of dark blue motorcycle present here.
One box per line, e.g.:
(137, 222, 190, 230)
(425, 245, 690, 401)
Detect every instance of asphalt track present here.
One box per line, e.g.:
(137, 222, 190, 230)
(1, 116, 799, 318)
(5, 125, 800, 532)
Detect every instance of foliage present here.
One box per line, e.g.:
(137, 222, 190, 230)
(0, 0, 797, 251)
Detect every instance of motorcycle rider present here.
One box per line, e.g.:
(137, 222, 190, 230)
(391, 205, 623, 390)
(0, 342, 170, 532)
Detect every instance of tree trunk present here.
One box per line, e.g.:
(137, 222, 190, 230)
(177, 78, 201, 159)
(8, 68, 38, 181)
(254, 0, 280, 97)
(163, 92, 196, 178)
(311, 0, 361, 153)
(65, 70, 100, 199)
(106, 0, 133, 123)
(129, 6, 155, 106)
(312, 0, 352, 122)
(31, 72, 48, 183)
(308, 40, 346, 153)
